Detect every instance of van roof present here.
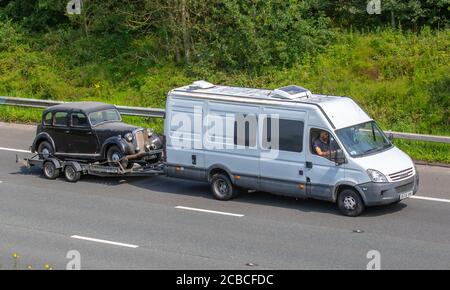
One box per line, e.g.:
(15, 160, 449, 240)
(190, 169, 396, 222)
(171, 83, 372, 130)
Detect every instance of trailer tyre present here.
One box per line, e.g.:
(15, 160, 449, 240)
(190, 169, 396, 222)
(64, 165, 81, 183)
(211, 173, 237, 201)
(37, 141, 54, 159)
(338, 189, 365, 217)
(43, 161, 60, 180)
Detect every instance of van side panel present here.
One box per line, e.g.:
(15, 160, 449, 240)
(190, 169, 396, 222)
(203, 101, 260, 189)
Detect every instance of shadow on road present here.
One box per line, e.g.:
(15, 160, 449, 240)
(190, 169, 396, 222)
(13, 166, 408, 217)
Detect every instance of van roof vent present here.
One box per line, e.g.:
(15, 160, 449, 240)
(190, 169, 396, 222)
(271, 85, 312, 100)
(188, 80, 215, 90)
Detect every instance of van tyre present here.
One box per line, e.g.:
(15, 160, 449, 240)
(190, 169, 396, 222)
(211, 173, 238, 201)
(43, 161, 60, 180)
(338, 189, 365, 217)
(37, 141, 54, 159)
(64, 165, 81, 183)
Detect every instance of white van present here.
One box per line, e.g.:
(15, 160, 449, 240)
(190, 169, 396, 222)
(164, 81, 419, 216)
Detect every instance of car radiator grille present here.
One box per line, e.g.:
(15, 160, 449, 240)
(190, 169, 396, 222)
(134, 130, 147, 153)
(388, 167, 414, 182)
(395, 182, 414, 194)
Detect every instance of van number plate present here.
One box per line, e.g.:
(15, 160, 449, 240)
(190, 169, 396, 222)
(400, 191, 413, 200)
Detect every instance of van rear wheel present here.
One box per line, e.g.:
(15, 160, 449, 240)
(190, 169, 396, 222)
(211, 173, 237, 201)
(337, 189, 365, 217)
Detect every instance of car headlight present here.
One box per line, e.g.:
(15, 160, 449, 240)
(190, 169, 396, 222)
(124, 133, 133, 142)
(367, 169, 388, 183)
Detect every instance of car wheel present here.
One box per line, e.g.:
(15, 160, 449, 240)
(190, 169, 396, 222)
(64, 165, 81, 183)
(106, 146, 129, 168)
(211, 173, 238, 201)
(338, 189, 365, 217)
(38, 141, 54, 159)
(43, 161, 60, 180)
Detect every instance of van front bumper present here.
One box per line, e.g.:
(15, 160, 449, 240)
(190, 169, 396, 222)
(355, 174, 419, 206)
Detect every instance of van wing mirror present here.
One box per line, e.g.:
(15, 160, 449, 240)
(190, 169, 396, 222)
(334, 149, 346, 165)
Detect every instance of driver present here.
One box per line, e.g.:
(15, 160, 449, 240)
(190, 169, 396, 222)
(314, 131, 331, 157)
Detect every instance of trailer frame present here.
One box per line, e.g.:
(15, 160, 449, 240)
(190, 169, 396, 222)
(17, 150, 165, 182)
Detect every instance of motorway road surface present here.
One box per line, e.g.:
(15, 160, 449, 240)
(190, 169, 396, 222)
(0, 122, 449, 270)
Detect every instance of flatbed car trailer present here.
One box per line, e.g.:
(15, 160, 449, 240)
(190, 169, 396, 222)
(17, 150, 165, 183)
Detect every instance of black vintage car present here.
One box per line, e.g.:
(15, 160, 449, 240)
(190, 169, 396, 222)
(31, 102, 163, 168)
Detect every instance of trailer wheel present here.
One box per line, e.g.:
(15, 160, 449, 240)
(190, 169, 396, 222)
(64, 165, 81, 183)
(337, 189, 365, 217)
(211, 173, 238, 201)
(43, 161, 60, 180)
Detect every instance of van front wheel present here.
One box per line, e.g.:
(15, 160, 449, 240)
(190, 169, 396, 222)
(338, 189, 365, 217)
(211, 173, 237, 201)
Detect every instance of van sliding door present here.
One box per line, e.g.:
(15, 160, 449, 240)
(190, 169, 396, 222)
(259, 109, 307, 198)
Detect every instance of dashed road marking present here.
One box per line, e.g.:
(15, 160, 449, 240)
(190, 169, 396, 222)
(175, 206, 244, 217)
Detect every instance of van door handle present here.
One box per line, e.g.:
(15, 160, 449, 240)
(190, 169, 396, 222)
(306, 162, 313, 169)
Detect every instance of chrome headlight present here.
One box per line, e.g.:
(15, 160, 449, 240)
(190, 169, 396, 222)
(367, 169, 388, 183)
(124, 133, 133, 142)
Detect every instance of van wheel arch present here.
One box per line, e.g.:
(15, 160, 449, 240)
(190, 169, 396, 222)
(335, 184, 366, 204)
(208, 167, 232, 182)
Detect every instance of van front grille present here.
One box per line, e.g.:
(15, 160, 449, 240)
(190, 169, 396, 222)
(388, 167, 414, 182)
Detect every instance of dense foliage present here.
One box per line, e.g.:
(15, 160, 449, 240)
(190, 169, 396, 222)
(0, 1, 448, 162)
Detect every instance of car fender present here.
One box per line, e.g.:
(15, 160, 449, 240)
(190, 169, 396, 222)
(31, 132, 55, 153)
(100, 136, 132, 158)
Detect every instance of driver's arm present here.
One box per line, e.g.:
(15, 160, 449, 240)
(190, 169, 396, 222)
(315, 146, 329, 157)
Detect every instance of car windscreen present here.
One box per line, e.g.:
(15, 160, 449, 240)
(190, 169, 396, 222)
(89, 109, 121, 126)
(335, 121, 392, 157)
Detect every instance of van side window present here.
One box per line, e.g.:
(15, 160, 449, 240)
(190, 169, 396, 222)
(263, 117, 304, 152)
(53, 112, 68, 127)
(43, 112, 52, 125)
(233, 114, 257, 147)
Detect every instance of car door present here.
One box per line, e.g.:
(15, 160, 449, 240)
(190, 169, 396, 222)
(305, 127, 345, 200)
(69, 112, 99, 155)
(259, 109, 307, 198)
(52, 111, 70, 153)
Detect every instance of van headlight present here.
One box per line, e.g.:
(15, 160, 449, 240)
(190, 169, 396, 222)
(367, 169, 388, 183)
(124, 133, 133, 142)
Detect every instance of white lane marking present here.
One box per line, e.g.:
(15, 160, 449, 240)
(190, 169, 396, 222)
(410, 196, 450, 203)
(70, 235, 139, 248)
(175, 206, 244, 217)
(0, 147, 30, 153)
